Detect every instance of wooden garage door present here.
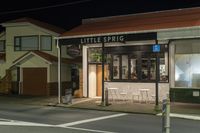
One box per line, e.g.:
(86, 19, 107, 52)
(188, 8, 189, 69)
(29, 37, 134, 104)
(23, 68, 47, 96)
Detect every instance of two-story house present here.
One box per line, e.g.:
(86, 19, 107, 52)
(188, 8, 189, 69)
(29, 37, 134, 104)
(0, 18, 80, 96)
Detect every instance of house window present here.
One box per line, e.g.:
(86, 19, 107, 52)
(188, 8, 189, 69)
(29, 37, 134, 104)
(14, 36, 39, 51)
(40, 36, 52, 51)
(0, 40, 5, 52)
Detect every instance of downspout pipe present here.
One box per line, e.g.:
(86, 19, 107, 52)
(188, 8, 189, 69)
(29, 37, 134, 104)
(56, 39, 61, 104)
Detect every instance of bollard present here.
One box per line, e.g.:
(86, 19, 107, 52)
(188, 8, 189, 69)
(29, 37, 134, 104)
(162, 95, 170, 133)
(105, 87, 109, 106)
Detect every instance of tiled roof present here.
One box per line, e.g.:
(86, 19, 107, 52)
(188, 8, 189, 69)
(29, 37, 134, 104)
(61, 7, 200, 37)
(3, 17, 65, 34)
(13, 51, 81, 65)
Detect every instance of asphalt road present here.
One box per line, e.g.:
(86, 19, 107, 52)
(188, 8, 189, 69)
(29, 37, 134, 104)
(0, 103, 199, 133)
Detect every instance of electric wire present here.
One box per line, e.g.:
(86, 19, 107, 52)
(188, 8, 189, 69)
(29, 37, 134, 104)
(0, 0, 92, 15)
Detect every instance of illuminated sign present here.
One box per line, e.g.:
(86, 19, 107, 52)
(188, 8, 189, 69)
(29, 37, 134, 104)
(153, 44, 160, 52)
(80, 35, 125, 44)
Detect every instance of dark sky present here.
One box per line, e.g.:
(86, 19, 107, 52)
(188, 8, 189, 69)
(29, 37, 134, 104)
(0, 0, 200, 31)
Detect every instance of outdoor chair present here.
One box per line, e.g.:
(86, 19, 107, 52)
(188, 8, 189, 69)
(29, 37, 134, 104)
(132, 89, 140, 102)
(119, 86, 129, 103)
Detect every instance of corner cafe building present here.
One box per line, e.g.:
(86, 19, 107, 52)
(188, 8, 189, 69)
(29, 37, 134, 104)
(58, 7, 200, 103)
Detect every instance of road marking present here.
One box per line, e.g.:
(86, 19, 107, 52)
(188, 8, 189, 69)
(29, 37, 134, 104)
(0, 114, 126, 133)
(58, 113, 127, 127)
(157, 113, 200, 121)
(64, 127, 118, 133)
(0, 119, 52, 127)
(0, 118, 12, 122)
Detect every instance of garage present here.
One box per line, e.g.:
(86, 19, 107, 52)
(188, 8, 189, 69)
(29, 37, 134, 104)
(22, 68, 47, 96)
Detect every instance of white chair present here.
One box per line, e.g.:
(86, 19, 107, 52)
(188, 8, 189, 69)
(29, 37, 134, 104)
(105, 83, 119, 103)
(119, 86, 129, 103)
(108, 88, 118, 103)
(150, 94, 156, 104)
(132, 89, 140, 102)
(139, 89, 150, 103)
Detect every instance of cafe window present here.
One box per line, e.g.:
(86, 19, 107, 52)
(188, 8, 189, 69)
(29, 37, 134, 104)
(174, 39, 200, 88)
(122, 55, 128, 79)
(113, 55, 120, 79)
(88, 48, 102, 63)
(110, 45, 168, 82)
(88, 45, 169, 82)
(130, 57, 138, 80)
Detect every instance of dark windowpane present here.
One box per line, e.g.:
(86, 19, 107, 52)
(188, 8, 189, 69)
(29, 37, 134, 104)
(21, 36, 38, 50)
(41, 36, 52, 51)
(0, 41, 5, 52)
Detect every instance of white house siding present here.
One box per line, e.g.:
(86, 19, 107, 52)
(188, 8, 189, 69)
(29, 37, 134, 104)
(19, 55, 49, 82)
(158, 27, 200, 40)
(50, 63, 58, 82)
(0, 24, 62, 77)
(0, 33, 6, 73)
(50, 63, 71, 82)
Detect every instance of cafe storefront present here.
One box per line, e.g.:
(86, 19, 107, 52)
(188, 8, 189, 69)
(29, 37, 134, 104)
(57, 7, 200, 104)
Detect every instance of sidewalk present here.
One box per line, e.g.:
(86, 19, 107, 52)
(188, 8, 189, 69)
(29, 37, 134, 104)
(60, 98, 200, 121)
(0, 95, 199, 120)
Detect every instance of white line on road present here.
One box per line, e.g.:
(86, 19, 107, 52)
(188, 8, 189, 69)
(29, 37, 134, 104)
(0, 120, 52, 127)
(64, 126, 118, 133)
(0, 113, 126, 133)
(58, 113, 127, 127)
(157, 113, 200, 121)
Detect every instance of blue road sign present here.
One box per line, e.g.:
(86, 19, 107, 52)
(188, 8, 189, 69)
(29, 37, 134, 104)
(153, 44, 160, 52)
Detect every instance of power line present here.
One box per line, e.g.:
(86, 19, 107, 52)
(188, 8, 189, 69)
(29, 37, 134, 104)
(0, 0, 92, 15)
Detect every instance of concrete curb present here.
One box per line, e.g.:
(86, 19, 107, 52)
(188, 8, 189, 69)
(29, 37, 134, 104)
(157, 113, 200, 121)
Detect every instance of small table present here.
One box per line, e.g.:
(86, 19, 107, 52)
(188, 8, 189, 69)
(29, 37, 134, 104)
(139, 89, 149, 103)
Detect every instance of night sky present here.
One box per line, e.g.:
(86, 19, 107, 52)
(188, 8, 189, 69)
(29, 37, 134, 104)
(0, 0, 200, 31)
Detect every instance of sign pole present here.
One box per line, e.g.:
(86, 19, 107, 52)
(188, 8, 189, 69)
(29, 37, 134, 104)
(154, 40, 160, 110)
(101, 41, 105, 106)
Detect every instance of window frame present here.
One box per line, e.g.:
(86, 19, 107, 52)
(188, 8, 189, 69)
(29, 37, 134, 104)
(88, 44, 169, 83)
(14, 35, 39, 51)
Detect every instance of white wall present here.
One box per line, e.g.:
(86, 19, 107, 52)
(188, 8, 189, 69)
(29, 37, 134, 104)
(19, 55, 49, 82)
(50, 62, 71, 82)
(88, 65, 97, 98)
(105, 82, 169, 101)
(82, 45, 88, 97)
